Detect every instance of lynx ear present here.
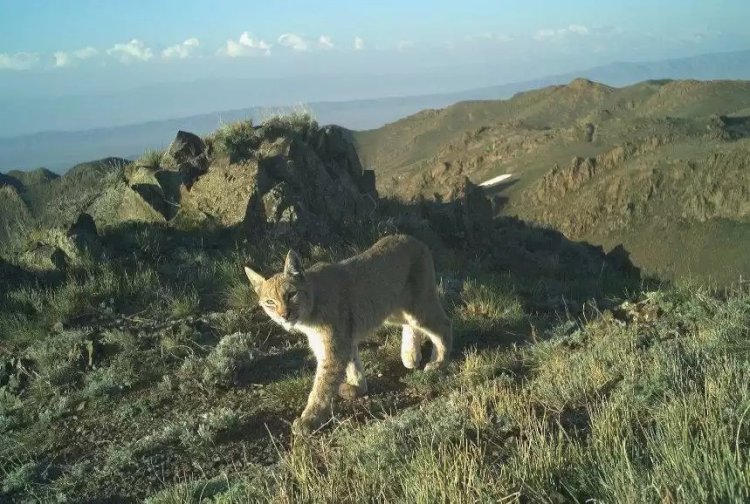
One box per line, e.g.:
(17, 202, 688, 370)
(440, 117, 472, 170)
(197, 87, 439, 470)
(244, 266, 266, 292)
(283, 250, 304, 277)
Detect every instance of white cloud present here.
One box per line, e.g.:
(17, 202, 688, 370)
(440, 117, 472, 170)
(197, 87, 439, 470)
(222, 32, 271, 57)
(278, 33, 310, 51)
(53, 46, 98, 67)
(0, 52, 39, 70)
(534, 24, 590, 42)
(354, 36, 365, 50)
(162, 38, 200, 59)
(465, 32, 513, 43)
(53, 51, 72, 68)
(396, 40, 414, 51)
(567, 24, 589, 36)
(107, 39, 154, 63)
(317, 35, 334, 50)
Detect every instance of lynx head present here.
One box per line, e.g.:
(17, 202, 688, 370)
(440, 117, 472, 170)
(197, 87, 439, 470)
(244, 250, 313, 331)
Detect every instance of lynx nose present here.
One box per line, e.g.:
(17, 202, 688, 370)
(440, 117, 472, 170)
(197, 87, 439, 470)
(277, 308, 288, 319)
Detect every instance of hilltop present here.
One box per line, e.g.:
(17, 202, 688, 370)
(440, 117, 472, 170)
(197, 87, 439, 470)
(354, 78, 750, 283)
(0, 94, 748, 503)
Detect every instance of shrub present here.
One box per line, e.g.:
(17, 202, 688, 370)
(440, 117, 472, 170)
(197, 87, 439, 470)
(214, 120, 259, 162)
(261, 107, 319, 140)
(201, 332, 256, 388)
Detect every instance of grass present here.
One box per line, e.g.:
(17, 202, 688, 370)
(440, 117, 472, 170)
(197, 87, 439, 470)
(211, 120, 260, 162)
(137, 149, 165, 171)
(0, 219, 747, 501)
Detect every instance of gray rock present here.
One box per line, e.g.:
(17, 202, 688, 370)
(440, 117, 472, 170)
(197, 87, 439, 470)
(166, 130, 206, 163)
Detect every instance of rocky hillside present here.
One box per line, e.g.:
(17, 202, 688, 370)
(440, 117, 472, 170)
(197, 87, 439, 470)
(353, 79, 750, 283)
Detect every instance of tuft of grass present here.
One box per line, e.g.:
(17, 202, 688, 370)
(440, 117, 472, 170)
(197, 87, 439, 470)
(167, 288, 200, 319)
(196, 406, 242, 444)
(213, 120, 259, 162)
(136, 149, 164, 171)
(457, 275, 525, 329)
(200, 332, 256, 388)
(224, 278, 255, 312)
(261, 106, 319, 140)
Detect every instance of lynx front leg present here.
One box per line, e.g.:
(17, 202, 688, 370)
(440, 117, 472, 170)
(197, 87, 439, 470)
(293, 334, 347, 436)
(339, 345, 368, 400)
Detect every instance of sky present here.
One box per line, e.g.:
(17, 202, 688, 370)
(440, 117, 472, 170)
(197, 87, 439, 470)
(1, 0, 749, 135)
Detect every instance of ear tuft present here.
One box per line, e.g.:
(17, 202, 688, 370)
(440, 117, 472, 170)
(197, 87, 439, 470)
(244, 266, 266, 292)
(283, 250, 305, 277)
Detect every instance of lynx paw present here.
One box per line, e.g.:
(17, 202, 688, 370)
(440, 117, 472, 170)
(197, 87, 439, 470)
(338, 382, 367, 401)
(292, 416, 318, 436)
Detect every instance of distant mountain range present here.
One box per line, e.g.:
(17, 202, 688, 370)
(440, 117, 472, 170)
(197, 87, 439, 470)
(353, 76, 750, 284)
(3, 48, 750, 173)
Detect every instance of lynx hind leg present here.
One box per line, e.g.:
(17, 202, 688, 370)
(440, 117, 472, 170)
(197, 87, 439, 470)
(406, 247, 453, 371)
(400, 325, 423, 369)
(406, 290, 453, 371)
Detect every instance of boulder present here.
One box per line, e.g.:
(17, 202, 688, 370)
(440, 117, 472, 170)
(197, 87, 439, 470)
(164, 131, 209, 189)
(166, 130, 206, 163)
(179, 159, 259, 228)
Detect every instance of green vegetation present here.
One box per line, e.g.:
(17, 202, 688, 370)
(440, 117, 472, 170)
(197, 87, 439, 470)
(2, 242, 748, 501)
(211, 119, 259, 162)
(137, 149, 165, 171)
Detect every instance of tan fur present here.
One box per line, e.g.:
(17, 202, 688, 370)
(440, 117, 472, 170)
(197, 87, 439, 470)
(244, 234, 452, 434)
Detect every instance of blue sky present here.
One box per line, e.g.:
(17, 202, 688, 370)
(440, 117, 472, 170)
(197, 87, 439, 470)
(1, 0, 749, 134)
(2, 0, 748, 70)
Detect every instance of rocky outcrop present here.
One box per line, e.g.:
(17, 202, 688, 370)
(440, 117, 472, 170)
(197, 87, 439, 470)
(164, 130, 210, 189)
(173, 123, 377, 242)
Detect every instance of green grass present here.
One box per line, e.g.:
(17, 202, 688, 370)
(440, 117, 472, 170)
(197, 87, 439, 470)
(1, 232, 748, 502)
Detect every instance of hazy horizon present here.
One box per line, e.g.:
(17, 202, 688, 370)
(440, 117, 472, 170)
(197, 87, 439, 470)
(2, 0, 750, 137)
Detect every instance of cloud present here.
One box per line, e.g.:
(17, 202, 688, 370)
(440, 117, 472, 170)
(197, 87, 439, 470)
(317, 35, 334, 50)
(465, 32, 513, 43)
(534, 24, 590, 42)
(162, 38, 200, 59)
(53, 46, 98, 67)
(396, 40, 415, 51)
(0, 52, 39, 70)
(278, 33, 338, 52)
(278, 33, 310, 51)
(107, 39, 154, 63)
(354, 36, 365, 50)
(222, 32, 271, 57)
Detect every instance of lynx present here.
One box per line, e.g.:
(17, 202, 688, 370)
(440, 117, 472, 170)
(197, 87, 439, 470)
(244, 234, 452, 435)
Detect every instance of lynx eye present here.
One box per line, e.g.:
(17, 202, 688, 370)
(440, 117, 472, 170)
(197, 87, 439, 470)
(264, 299, 276, 307)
